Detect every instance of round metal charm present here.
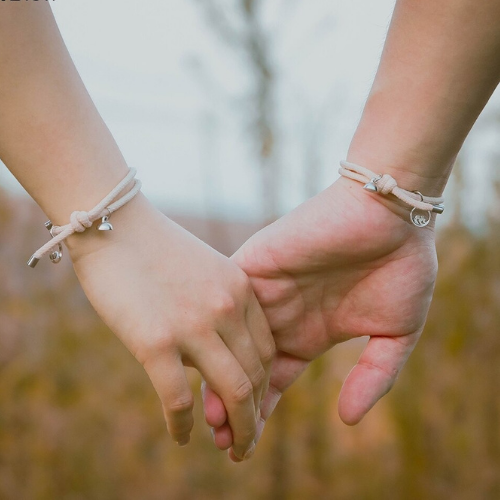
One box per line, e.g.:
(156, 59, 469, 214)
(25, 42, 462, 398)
(49, 249, 63, 264)
(410, 207, 431, 227)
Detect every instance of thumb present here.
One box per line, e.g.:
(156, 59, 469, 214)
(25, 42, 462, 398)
(338, 332, 420, 425)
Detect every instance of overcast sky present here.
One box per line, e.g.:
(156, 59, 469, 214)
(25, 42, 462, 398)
(1, 0, 499, 224)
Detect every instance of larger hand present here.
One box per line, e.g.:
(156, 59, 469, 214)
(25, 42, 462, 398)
(204, 176, 437, 451)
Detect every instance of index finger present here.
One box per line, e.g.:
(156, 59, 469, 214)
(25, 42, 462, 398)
(188, 333, 257, 460)
(204, 351, 310, 457)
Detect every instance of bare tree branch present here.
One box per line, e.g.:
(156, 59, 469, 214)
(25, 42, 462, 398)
(194, 0, 245, 47)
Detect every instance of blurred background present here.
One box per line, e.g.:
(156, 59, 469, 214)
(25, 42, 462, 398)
(1, 0, 500, 498)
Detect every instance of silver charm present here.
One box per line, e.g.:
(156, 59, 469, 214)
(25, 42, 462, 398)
(363, 174, 382, 192)
(28, 221, 64, 267)
(410, 208, 431, 227)
(49, 249, 63, 263)
(411, 191, 431, 227)
(46, 221, 63, 264)
(97, 215, 113, 231)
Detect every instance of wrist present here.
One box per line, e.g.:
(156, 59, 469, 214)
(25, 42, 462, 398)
(65, 191, 153, 265)
(335, 175, 439, 231)
(42, 165, 131, 226)
(347, 89, 455, 198)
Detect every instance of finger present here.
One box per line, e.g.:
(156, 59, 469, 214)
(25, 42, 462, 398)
(209, 351, 310, 457)
(338, 333, 420, 426)
(213, 293, 269, 415)
(219, 322, 266, 416)
(143, 353, 194, 446)
(213, 422, 233, 450)
(258, 351, 309, 437)
(226, 352, 310, 462)
(202, 382, 233, 451)
(202, 379, 227, 428)
(245, 293, 276, 410)
(186, 333, 257, 460)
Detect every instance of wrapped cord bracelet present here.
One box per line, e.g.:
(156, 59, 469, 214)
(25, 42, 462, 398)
(27, 168, 141, 268)
(339, 160, 444, 227)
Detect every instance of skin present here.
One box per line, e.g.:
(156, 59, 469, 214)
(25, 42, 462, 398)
(0, 2, 276, 461)
(204, 0, 500, 460)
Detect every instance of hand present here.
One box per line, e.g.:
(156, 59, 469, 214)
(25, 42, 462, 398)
(67, 193, 275, 461)
(203, 176, 437, 452)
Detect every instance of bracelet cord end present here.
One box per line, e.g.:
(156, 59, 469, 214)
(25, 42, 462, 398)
(27, 256, 40, 268)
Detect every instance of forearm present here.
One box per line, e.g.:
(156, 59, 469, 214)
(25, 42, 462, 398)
(0, 3, 129, 224)
(348, 0, 500, 197)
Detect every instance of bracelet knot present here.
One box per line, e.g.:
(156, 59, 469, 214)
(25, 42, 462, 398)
(377, 174, 398, 195)
(70, 211, 93, 233)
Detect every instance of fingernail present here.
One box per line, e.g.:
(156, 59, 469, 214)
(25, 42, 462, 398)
(177, 436, 190, 447)
(210, 427, 215, 441)
(243, 442, 256, 460)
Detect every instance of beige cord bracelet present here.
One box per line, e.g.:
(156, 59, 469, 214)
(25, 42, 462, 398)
(28, 168, 141, 268)
(339, 160, 444, 227)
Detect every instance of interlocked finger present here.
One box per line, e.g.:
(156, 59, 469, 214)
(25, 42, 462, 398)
(186, 333, 258, 460)
(245, 293, 275, 410)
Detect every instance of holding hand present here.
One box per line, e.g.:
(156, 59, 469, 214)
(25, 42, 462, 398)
(67, 193, 274, 460)
(204, 176, 437, 451)
(0, 2, 274, 461)
(206, 0, 500, 458)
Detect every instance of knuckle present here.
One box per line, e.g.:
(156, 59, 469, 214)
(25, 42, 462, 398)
(228, 266, 253, 298)
(235, 425, 256, 445)
(230, 378, 254, 404)
(236, 271, 253, 296)
(250, 365, 266, 388)
(212, 294, 239, 317)
(260, 340, 276, 366)
(135, 334, 177, 367)
(165, 395, 195, 415)
(358, 359, 399, 382)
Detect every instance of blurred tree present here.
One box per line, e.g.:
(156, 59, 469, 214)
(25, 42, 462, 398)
(191, 0, 279, 222)
(189, 0, 336, 222)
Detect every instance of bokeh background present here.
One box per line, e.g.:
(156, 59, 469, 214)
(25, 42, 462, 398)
(1, 0, 500, 498)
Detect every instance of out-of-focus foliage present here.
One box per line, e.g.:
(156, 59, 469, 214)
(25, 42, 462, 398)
(1, 186, 499, 500)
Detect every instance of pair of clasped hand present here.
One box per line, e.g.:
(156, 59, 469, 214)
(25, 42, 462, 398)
(4, 0, 499, 466)
(70, 175, 436, 463)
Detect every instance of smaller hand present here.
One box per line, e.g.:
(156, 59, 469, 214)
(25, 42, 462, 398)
(67, 194, 275, 460)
